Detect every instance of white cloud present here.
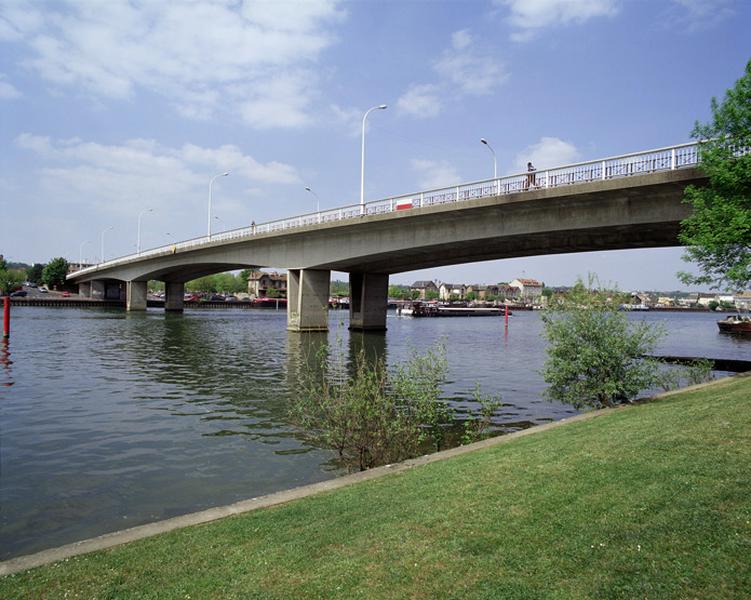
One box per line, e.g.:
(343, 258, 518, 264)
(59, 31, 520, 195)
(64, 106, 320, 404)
(434, 29, 508, 95)
(0, 74, 21, 98)
(14, 133, 300, 221)
(0, 0, 344, 127)
(411, 159, 461, 190)
(397, 84, 442, 118)
(496, 0, 619, 42)
(669, 0, 734, 31)
(396, 29, 508, 120)
(513, 137, 580, 171)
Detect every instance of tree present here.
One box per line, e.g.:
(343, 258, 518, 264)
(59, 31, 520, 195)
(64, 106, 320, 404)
(466, 291, 477, 302)
(330, 280, 349, 296)
(425, 290, 439, 301)
(41, 257, 69, 289)
(679, 59, 751, 291)
(541, 277, 664, 409)
(0, 269, 24, 295)
(290, 344, 500, 471)
(26, 263, 45, 284)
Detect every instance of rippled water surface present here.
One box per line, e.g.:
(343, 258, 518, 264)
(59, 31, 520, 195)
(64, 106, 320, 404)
(1, 307, 749, 559)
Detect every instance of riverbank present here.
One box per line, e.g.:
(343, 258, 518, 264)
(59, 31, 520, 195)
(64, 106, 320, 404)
(2, 375, 749, 598)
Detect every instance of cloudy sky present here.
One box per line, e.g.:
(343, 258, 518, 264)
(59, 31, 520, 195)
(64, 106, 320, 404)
(1, 0, 749, 290)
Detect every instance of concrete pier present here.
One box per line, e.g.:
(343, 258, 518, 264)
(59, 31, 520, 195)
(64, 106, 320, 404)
(287, 269, 330, 332)
(165, 282, 184, 312)
(126, 281, 147, 311)
(349, 272, 388, 331)
(78, 281, 92, 298)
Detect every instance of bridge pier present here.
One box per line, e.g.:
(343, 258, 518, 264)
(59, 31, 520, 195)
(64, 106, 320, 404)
(126, 281, 148, 311)
(90, 280, 105, 299)
(287, 269, 330, 332)
(78, 282, 91, 298)
(165, 282, 184, 312)
(349, 273, 388, 331)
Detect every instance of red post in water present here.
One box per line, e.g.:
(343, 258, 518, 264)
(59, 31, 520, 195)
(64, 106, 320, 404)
(504, 304, 509, 327)
(3, 296, 9, 339)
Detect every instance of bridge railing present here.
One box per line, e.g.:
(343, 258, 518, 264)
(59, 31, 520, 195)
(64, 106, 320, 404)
(69, 141, 701, 278)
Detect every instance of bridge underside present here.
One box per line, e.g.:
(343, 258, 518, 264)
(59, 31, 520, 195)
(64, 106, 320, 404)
(323, 222, 682, 274)
(68, 168, 703, 331)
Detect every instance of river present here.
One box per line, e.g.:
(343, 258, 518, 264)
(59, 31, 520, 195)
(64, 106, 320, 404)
(1, 307, 748, 560)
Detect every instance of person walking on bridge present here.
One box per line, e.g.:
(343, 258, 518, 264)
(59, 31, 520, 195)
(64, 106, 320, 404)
(525, 162, 536, 190)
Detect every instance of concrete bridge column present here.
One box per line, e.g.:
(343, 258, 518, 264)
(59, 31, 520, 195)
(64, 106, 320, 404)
(126, 280, 148, 311)
(90, 280, 106, 299)
(349, 273, 389, 331)
(78, 281, 92, 298)
(165, 282, 184, 312)
(287, 269, 330, 332)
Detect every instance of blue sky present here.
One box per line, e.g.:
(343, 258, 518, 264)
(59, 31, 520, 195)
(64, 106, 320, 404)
(1, 0, 749, 290)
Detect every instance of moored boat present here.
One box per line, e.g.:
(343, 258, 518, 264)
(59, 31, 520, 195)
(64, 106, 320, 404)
(717, 315, 751, 334)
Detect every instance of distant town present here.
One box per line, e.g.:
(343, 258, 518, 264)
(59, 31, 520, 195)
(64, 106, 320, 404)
(1, 256, 748, 312)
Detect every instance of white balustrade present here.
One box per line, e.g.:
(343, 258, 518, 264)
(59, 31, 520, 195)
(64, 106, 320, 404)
(71, 141, 702, 277)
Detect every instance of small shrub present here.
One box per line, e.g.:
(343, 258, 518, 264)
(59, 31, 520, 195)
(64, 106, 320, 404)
(541, 277, 665, 409)
(290, 343, 501, 471)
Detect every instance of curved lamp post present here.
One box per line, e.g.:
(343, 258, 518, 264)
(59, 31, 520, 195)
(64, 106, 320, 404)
(305, 186, 321, 222)
(137, 208, 153, 255)
(100, 226, 113, 264)
(208, 171, 230, 239)
(480, 138, 497, 179)
(78, 240, 89, 268)
(360, 104, 387, 215)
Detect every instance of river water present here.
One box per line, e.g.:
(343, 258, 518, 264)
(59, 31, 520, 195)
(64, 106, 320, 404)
(1, 307, 749, 560)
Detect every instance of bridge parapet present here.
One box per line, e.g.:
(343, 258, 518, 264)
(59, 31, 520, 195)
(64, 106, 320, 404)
(68, 141, 703, 280)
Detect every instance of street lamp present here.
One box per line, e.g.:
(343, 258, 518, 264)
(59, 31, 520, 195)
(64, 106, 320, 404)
(79, 240, 89, 268)
(360, 104, 388, 214)
(208, 171, 230, 240)
(100, 226, 113, 264)
(305, 186, 321, 222)
(137, 208, 153, 255)
(480, 138, 497, 180)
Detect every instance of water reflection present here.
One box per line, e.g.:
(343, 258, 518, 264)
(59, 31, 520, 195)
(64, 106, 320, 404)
(0, 338, 12, 387)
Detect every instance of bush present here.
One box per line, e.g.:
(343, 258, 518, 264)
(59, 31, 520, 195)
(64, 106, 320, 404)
(541, 277, 665, 409)
(290, 344, 500, 471)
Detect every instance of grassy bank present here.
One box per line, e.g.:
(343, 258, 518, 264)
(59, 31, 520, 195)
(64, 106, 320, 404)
(3, 376, 751, 599)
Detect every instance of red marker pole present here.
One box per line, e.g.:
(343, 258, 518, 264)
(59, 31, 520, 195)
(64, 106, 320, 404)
(3, 296, 9, 339)
(504, 303, 509, 327)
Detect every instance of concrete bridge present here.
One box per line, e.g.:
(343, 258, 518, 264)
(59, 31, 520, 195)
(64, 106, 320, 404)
(67, 142, 704, 331)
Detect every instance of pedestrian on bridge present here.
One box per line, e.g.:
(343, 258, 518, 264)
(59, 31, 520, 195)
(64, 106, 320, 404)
(526, 162, 536, 189)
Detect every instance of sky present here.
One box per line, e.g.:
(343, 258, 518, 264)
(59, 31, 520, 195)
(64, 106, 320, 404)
(1, 0, 749, 291)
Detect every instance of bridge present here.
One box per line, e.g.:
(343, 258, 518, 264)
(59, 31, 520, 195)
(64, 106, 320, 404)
(67, 142, 704, 331)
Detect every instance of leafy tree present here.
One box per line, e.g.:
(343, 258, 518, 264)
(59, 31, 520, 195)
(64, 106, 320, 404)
(41, 257, 69, 289)
(466, 291, 477, 301)
(679, 59, 751, 290)
(388, 285, 412, 300)
(425, 290, 439, 301)
(541, 277, 664, 409)
(707, 300, 720, 311)
(290, 344, 500, 471)
(0, 255, 6, 271)
(330, 280, 349, 296)
(0, 269, 25, 294)
(26, 263, 45, 284)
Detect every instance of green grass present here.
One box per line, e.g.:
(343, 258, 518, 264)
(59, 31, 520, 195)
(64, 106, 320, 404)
(3, 376, 751, 599)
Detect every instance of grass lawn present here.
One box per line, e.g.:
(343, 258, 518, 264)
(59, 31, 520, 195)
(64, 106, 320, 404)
(2, 376, 750, 599)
